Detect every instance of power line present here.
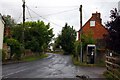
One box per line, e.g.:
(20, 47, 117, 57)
(25, 5, 63, 27)
(42, 8, 78, 16)
(16, 13, 22, 22)
(29, 5, 78, 9)
(25, 7, 78, 18)
(26, 6, 33, 21)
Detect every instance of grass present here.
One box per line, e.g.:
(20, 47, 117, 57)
(52, 51, 64, 54)
(103, 71, 113, 80)
(22, 53, 48, 62)
(71, 55, 106, 67)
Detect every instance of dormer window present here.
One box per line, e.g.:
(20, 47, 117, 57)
(90, 21, 95, 27)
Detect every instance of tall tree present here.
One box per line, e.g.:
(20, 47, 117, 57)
(11, 21, 54, 53)
(105, 8, 120, 53)
(2, 15, 15, 27)
(57, 23, 76, 55)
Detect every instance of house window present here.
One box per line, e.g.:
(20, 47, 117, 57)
(90, 21, 95, 27)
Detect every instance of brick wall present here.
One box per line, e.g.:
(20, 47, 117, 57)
(79, 12, 108, 40)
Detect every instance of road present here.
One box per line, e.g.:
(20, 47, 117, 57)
(2, 53, 106, 78)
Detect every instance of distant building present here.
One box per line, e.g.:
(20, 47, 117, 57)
(0, 14, 5, 49)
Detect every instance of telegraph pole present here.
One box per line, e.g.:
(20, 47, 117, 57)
(22, 0, 25, 52)
(79, 5, 83, 62)
(23, 0, 25, 26)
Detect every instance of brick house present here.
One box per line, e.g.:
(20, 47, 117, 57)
(78, 12, 108, 49)
(78, 12, 108, 63)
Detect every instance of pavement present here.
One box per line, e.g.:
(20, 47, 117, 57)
(2, 53, 106, 79)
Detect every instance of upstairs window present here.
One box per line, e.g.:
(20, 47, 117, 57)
(90, 21, 95, 27)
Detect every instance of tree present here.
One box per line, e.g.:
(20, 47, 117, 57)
(11, 21, 54, 53)
(105, 8, 120, 54)
(6, 38, 22, 60)
(74, 41, 81, 61)
(2, 15, 15, 27)
(57, 23, 76, 55)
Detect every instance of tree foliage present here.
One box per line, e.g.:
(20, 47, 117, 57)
(73, 30, 96, 61)
(11, 21, 54, 53)
(81, 30, 96, 50)
(74, 41, 81, 60)
(2, 15, 15, 27)
(56, 23, 76, 55)
(105, 8, 120, 53)
(6, 38, 22, 60)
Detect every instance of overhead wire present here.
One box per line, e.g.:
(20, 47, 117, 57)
(25, 5, 63, 27)
(26, 6, 33, 21)
(25, 4, 78, 27)
(42, 7, 78, 16)
(16, 13, 22, 22)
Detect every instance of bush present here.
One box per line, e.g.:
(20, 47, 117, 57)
(2, 49, 6, 61)
(74, 41, 81, 61)
(6, 38, 22, 60)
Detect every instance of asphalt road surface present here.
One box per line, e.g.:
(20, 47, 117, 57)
(2, 53, 106, 78)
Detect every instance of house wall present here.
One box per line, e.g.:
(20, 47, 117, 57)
(80, 12, 108, 40)
(81, 20, 108, 40)
(0, 16, 4, 49)
(78, 12, 108, 64)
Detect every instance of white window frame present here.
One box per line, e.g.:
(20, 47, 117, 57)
(90, 21, 95, 27)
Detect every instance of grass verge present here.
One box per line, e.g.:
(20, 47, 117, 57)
(103, 71, 115, 80)
(51, 51, 64, 54)
(22, 53, 48, 62)
(71, 55, 105, 67)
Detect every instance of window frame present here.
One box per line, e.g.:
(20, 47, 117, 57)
(90, 21, 95, 27)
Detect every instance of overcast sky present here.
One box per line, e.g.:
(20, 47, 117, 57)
(0, 0, 120, 37)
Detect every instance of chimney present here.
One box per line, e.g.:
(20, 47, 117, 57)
(92, 12, 102, 23)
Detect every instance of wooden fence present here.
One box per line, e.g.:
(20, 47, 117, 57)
(106, 51, 120, 80)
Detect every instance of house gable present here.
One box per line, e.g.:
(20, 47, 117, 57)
(78, 12, 108, 40)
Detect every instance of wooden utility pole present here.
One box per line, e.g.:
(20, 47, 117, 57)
(23, 0, 25, 26)
(80, 5, 82, 29)
(79, 5, 83, 62)
(22, 0, 25, 52)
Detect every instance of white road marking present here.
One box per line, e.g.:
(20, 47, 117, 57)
(2, 68, 28, 78)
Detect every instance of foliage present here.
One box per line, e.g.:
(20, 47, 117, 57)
(73, 41, 81, 61)
(81, 30, 96, 51)
(72, 30, 96, 63)
(53, 36, 62, 51)
(2, 15, 15, 27)
(56, 23, 76, 55)
(2, 49, 7, 61)
(105, 8, 120, 54)
(11, 21, 54, 53)
(6, 38, 22, 60)
(22, 53, 48, 62)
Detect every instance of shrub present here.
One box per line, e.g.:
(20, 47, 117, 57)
(2, 49, 6, 61)
(74, 41, 81, 61)
(6, 38, 22, 60)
